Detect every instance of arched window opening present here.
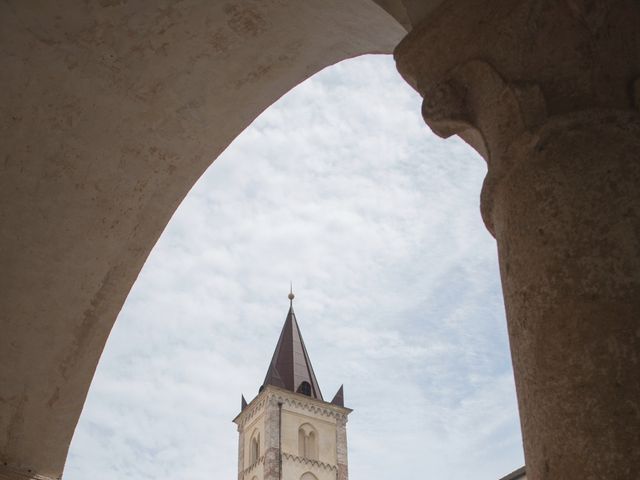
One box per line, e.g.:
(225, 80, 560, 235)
(301, 473, 319, 480)
(250, 431, 260, 465)
(298, 427, 305, 457)
(297, 381, 312, 396)
(297, 423, 318, 461)
(307, 430, 317, 460)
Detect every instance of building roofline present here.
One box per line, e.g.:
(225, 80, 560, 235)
(233, 384, 352, 424)
(498, 466, 526, 480)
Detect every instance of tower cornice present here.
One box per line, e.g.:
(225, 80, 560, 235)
(233, 385, 352, 427)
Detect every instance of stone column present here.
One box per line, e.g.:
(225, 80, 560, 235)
(395, 1, 640, 479)
(336, 415, 349, 480)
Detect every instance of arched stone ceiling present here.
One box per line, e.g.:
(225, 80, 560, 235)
(0, 1, 406, 477)
(372, 0, 445, 31)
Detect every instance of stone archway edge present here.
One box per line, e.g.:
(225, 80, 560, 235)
(0, 1, 405, 477)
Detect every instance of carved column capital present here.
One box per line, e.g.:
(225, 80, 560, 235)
(395, 0, 640, 234)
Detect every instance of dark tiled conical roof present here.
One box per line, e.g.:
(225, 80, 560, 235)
(261, 296, 323, 400)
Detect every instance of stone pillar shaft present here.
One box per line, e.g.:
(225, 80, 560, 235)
(395, 1, 640, 479)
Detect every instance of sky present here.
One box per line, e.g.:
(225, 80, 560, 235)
(65, 54, 524, 480)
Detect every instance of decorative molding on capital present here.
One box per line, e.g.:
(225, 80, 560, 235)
(420, 60, 547, 165)
(395, 0, 640, 154)
(395, 0, 640, 117)
(394, 0, 640, 235)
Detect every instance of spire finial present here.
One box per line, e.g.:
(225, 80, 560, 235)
(288, 282, 295, 304)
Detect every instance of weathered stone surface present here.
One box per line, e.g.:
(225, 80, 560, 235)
(263, 447, 280, 480)
(234, 386, 350, 480)
(371, 0, 445, 30)
(263, 397, 281, 480)
(5, 0, 640, 478)
(495, 111, 640, 480)
(396, 1, 640, 478)
(0, 465, 53, 480)
(0, 1, 403, 477)
(336, 416, 349, 480)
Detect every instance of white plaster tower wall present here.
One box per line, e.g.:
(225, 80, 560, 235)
(235, 387, 350, 480)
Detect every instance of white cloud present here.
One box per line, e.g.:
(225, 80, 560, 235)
(65, 54, 523, 480)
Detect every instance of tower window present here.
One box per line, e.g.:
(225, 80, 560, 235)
(296, 381, 312, 396)
(297, 423, 318, 460)
(249, 431, 260, 465)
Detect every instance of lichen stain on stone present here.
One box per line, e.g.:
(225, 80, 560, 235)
(234, 63, 273, 89)
(58, 266, 118, 381)
(132, 81, 164, 103)
(63, 54, 79, 71)
(209, 29, 232, 56)
(224, 4, 267, 37)
(46, 388, 60, 408)
(98, 0, 127, 7)
(233, 48, 302, 89)
(2, 392, 27, 452)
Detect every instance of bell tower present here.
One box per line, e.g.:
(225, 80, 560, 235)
(233, 290, 351, 480)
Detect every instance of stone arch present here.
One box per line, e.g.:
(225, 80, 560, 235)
(0, 2, 405, 478)
(301, 472, 319, 480)
(7, 2, 638, 480)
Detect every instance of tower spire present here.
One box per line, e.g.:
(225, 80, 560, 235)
(261, 290, 323, 400)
